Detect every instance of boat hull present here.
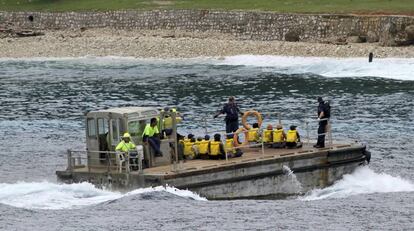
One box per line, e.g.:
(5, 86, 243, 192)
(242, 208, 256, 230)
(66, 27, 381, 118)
(56, 145, 368, 199)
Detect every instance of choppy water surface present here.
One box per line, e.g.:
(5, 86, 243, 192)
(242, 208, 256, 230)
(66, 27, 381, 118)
(0, 56, 413, 230)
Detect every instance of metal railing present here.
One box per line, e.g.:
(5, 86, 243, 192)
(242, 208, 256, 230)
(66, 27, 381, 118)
(66, 148, 144, 174)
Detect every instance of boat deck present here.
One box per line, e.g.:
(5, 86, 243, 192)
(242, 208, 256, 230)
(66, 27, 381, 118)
(144, 143, 354, 175)
(71, 143, 356, 176)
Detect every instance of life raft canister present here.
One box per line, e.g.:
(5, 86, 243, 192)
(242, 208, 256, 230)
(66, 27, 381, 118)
(241, 110, 263, 130)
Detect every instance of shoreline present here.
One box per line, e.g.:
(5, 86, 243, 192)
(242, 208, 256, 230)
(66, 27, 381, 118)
(1, 29, 414, 58)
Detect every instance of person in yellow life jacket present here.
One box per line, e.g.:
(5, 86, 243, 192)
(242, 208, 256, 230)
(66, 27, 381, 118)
(178, 133, 194, 160)
(209, 133, 225, 159)
(225, 134, 236, 156)
(183, 137, 196, 160)
(143, 118, 163, 157)
(286, 125, 302, 149)
(272, 124, 286, 148)
(162, 107, 184, 138)
(196, 135, 210, 159)
(262, 124, 273, 147)
(225, 134, 243, 158)
(247, 122, 260, 142)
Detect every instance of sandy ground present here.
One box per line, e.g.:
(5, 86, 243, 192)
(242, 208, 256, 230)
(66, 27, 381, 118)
(1, 28, 414, 58)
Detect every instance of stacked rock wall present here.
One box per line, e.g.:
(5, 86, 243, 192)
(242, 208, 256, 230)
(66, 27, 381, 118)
(1, 10, 414, 42)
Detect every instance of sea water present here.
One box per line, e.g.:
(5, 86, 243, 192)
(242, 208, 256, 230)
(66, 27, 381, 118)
(0, 56, 413, 230)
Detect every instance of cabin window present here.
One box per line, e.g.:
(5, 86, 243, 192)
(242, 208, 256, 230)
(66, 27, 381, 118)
(97, 118, 108, 135)
(111, 119, 120, 144)
(87, 118, 96, 138)
(128, 121, 140, 136)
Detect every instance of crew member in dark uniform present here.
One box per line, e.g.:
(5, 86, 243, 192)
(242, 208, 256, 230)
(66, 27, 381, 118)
(314, 97, 330, 148)
(214, 96, 244, 134)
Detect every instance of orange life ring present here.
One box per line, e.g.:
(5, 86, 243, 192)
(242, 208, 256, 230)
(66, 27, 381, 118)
(242, 110, 263, 130)
(233, 127, 248, 147)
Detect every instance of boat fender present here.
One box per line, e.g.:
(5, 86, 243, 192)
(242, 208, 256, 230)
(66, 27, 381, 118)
(242, 110, 263, 130)
(363, 149, 371, 164)
(233, 127, 248, 147)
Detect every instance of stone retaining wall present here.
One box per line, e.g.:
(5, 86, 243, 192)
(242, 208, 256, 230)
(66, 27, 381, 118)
(1, 10, 414, 41)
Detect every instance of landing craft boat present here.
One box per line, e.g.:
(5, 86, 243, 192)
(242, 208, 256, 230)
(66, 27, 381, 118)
(56, 107, 370, 199)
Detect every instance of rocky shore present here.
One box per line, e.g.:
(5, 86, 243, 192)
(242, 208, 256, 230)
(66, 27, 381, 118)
(1, 28, 414, 58)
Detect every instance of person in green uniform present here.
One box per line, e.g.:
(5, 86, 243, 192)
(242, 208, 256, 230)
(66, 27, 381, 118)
(116, 132, 136, 152)
(143, 118, 163, 156)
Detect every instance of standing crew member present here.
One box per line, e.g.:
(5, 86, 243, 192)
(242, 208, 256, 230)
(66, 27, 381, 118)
(314, 97, 330, 148)
(143, 118, 163, 156)
(214, 96, 244, 134)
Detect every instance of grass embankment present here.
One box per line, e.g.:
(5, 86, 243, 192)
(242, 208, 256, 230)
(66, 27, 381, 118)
(0, 0, 413, 15)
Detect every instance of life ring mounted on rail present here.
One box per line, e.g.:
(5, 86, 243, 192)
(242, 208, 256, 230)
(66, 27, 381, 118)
(241, 110, 263, 130)
(233, 127, 248, 147)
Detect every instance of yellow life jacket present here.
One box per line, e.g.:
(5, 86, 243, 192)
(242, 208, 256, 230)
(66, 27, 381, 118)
(247, 128, 259, 142)
(209, 141, 221, 156)
(225, 138, 235, 154)
(197, 140, 209, 155)
(183, 140, 195, 156)
(273, 129, 285, 143)
(286, 130, 298, 143)
(262, 130, 273, 143)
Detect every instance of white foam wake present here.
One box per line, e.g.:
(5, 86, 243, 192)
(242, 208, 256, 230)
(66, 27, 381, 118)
(218, 55, 414, 80)
(0, 182, 206, 210)
(1, 55, 413, 80)
(301, 167, 414, 201)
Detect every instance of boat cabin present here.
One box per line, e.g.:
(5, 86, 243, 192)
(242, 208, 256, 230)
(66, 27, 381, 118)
(85, 107, 178, 168)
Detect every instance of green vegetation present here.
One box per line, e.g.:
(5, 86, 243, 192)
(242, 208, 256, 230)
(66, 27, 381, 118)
(0, 0, 413, 15)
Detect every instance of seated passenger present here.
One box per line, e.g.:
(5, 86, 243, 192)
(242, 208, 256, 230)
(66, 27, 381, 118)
(143, 118, 163, 157)
(183, 137, 196, 160)
(225, 134, 243, 158)
(272, 124, 286, 148)
(262, 124, 273, 146)
(247, 122, 260, 142)
(209, 133, 225, 159)
(286, 125, 303, 149)
(225, 134, 235, 157)
(196, 135, 210, 159)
